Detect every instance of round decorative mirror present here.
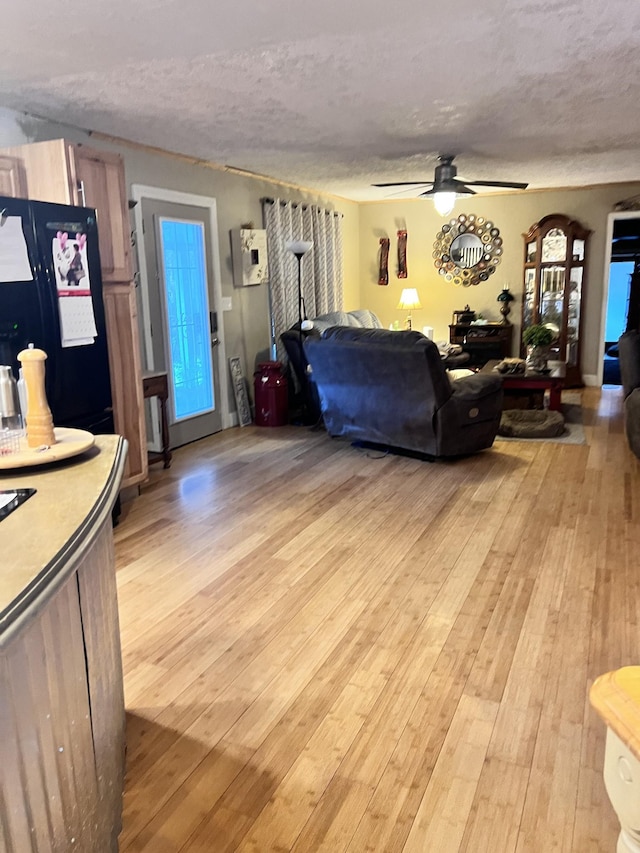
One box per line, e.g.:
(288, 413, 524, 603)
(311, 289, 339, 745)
(433, 214, 503, 286)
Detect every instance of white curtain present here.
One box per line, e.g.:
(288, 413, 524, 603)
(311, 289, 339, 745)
(264, 199, 343, 360)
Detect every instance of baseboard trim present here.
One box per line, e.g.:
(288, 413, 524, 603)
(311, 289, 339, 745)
(583, 373, 599, 387)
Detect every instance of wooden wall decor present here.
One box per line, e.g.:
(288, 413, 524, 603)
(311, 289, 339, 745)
(378, 237, 390, 285)
(397, 230, 408, 278)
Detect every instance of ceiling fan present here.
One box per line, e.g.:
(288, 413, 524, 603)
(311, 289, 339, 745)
(373, 155, 529, 216)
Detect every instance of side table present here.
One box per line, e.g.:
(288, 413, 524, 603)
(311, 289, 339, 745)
(478, 360, 566, 412)
(142, 371, 172, 469)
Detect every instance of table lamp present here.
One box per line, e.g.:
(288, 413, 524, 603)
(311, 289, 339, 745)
(397, 288, 422, 330)
(497, 285, 515, 324)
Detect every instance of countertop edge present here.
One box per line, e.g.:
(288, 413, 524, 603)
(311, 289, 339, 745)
(0, 436, 128, 645)
(590, 667, 640, 762)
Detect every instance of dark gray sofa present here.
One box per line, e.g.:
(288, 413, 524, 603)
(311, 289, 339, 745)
(618, 330, 640, 458)
(280, 309, 383, 423)
(304, 326, 503, 458)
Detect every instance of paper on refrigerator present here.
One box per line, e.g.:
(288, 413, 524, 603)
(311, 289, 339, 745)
(0, 216, 33, 282)
(0, 491, 17, 510)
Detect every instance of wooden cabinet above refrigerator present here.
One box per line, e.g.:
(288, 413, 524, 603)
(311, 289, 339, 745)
(0, 154, 27, 198)
(0, 139, 133, 282)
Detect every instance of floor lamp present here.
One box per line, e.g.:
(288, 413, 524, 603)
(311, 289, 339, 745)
(285, 239, 313, 422)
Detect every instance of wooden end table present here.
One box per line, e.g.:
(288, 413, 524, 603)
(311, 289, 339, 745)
(479, 360, 566, 412)
(142, 371, 172, 468)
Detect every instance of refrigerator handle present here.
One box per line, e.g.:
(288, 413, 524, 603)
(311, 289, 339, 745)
(77, 180, 86, 207)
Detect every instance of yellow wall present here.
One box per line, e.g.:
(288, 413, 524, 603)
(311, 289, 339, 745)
(358, 183, 640, 379)
(341, 204, 361, 310)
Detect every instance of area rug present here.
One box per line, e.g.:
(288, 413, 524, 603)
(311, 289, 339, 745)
(495, 391, 586, 445)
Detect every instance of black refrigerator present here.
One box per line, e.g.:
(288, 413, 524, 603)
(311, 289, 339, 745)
(0, 195, 113, 434)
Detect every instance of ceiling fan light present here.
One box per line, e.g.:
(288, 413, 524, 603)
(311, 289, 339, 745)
(434, 191, 456, 217)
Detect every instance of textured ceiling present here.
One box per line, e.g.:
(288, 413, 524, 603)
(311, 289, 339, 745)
(2, 0, 640, 201)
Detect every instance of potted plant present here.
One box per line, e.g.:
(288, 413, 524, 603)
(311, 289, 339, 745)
(522, 324, 554, 371)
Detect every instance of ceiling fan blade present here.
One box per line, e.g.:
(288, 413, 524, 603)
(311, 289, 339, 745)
(372, 181, 432, 188)
(386, 186, 433, 198)
(461, 180, 529, 189)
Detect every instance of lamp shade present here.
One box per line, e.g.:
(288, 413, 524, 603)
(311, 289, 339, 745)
(397, 288, 422, 310)
(497, 286, 515, 302)
(285, 240, 313, 256)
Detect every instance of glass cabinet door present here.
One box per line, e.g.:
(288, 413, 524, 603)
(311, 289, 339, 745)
(523, 268, 536, 327)
(566, 266, 583, 367)
(541, 228, 567, 263)
(572, 239, 585, 262)
(540, 265, 564, 332)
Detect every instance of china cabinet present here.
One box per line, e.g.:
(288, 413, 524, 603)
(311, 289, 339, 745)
(522, 213, 591, 386)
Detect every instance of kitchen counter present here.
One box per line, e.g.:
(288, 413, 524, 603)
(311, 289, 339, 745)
(1, 435, 128, 852)
(0, 435, 125, 634)
(590, 667, 640, 852)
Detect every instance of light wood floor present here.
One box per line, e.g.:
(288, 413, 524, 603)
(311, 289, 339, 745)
(115, 387, 638, 852)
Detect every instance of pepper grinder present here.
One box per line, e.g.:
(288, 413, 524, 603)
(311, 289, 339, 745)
(17, 345, 56, 448)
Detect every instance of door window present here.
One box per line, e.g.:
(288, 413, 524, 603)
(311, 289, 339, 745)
(158, 218, 214, 421)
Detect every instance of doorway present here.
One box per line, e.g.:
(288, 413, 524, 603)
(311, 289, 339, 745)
(599, 213, 640, 386)
(132, 186, 230, 449)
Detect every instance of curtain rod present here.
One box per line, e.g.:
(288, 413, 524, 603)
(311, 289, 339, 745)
(262, 198, 343, 217)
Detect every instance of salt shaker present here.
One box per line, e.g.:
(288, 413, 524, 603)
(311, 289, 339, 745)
(0, 366, 21, 432)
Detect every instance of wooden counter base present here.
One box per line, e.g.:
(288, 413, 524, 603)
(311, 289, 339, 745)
(0, 436, 127, 853)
